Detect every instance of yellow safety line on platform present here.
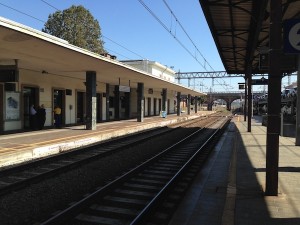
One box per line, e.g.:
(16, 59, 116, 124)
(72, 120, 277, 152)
(221, 126, 237, 225)
(0, 117, 183, 151)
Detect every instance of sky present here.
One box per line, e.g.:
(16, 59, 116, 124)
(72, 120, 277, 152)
(0, 0, 296, 93)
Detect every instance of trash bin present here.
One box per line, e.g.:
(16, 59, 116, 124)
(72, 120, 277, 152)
(161, 111, 167, 118)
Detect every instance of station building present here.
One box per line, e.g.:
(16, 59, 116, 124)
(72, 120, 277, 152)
(0, 17, 204, 134)
(121, 59, 176, 83)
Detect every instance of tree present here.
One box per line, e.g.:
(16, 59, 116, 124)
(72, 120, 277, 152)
(198, 96, 207, 105)
(42, 5, 105, 54)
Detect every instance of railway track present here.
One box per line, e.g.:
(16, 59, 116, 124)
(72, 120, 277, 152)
(40, 114, 231, 225)
(0, 114, 216, 196)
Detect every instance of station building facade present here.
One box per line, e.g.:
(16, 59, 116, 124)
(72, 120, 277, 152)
(0, 17, 203, 134)
(121, 60, 176, 83)
(0, 67, 176, 133)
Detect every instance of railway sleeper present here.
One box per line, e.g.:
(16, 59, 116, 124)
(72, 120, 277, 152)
(77, 204, 139, 221)
(123, 182, 162, 191)
(137, 173, 172, 181)
(89, 204, 139, 216)
(113, 188, 156, 199)
(162, 155, 188, 161)
(128, 177, 165, 186)
(157, 160, 182, 166)
(102, 195, 148, 208)
(143, 169, 176, 176)
(75, 213, 129, 225)
(148, 165, 179, 171)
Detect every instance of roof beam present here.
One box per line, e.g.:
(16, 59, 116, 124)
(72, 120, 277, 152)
(244, 0, 268, 73)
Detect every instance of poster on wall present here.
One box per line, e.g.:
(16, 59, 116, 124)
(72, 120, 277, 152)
(5, 91, 20, 120)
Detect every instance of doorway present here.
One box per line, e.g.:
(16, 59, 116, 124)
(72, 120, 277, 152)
(154, 98, 157, 116)
(0, 84, 3, 132)
(76, 91, 86, 124)
(22, 86, 39, 130)
(147, 97, 151, 116)
(159, 99, 162, 113)
(53, 89, 65, 126)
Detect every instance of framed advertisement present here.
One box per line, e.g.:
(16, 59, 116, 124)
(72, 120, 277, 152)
(5, 91, 20, 120)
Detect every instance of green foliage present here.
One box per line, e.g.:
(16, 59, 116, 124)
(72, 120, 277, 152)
(42, 5, 105, 54)
(198, 96, 207, 104)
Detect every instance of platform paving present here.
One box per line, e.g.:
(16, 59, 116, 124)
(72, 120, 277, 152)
(1, 113, 299, 225)
(170, 115, 300, 225)
(0, 112, 212, 168)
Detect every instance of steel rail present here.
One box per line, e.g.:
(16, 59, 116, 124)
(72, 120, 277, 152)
(0, 116, 210, 196)
(131, 116, 230, 224)
(40, 115, 230, 225)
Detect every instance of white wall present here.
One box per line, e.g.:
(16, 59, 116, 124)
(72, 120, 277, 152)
(2, 68, 177, 132)
(15, 69, 106, 128)
(4, 121, 22, 131)
(122, 60, 176, 83)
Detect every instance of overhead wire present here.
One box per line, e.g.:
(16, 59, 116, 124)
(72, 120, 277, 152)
(138, 0, 230, 90)
(137, 0, 206, 70)
(0, 1, 145, 61)
(0, 2, 45, 23)
(102, 35, 146, 59)
(161, 0, 231, 91)
(1, 0, 228, 90)
(162, 0, 211, 71)
(40, 0, 60, 11)
(38, 0, 145, 60)
(104, 47, 132, 60)
(38, 0, 146, 59)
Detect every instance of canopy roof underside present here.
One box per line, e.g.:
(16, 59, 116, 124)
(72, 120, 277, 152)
(199, 0, 300, 75)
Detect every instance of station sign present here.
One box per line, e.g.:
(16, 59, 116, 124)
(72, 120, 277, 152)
(259, 52, 296, 71)
(259, 53, 269, 70)
(0, 65, 19, 82)
(238, 83, 245, 89)
(284, 19, 300, 54)
(119, 85, 130, 92)
(252, 78, 268, 85)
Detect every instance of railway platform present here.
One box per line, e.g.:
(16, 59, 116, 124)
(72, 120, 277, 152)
(1, 112, 299, 225)
(0, 112, 213, 168)
(170, 115, 300, 225)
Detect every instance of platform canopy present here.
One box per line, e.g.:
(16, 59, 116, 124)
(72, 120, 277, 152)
(199, 0, 299, 75)
(0, 17, 204, 96)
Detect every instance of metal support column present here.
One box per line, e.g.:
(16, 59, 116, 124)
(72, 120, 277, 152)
(266, 0, 282, 196)
(162, 88, 167, 112)
(106, 84, 110, 121)
(114, 85, 120, 120)
(194, 96, 198, 113)
(86, 71, 97, 130)
(137, 82, 144, 122)
(227, 101, 230, 111)
(177, 92, 181, 116)
(244, 77, 248, 122)
(295, 56, 300, 145)
(247, 72, 252, 132)
(187, 94, 191, 115)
